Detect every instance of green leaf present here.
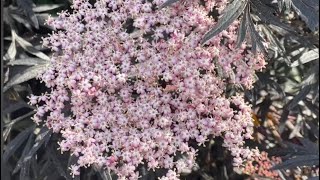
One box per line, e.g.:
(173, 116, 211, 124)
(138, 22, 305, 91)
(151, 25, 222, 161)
(201, 0, 249, 45)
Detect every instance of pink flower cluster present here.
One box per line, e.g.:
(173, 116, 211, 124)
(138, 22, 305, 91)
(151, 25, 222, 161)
(30, 0, 265, 179)
(243, 151, 282, 180)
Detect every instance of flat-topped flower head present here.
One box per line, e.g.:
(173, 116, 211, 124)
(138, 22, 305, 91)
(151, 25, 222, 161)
(32, 0, 265, 179)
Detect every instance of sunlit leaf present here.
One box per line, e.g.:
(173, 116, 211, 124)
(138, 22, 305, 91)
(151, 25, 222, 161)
(32, 4, 64, 12)
(5, 38, 17, 60)
(7, 58, 49, 66)
(291, 48, 319, 67)
(12, 31, 50, 61)
(4, 64, 48, 92)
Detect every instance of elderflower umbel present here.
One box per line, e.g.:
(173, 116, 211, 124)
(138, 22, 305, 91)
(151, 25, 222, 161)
(32, 0, 266, 179)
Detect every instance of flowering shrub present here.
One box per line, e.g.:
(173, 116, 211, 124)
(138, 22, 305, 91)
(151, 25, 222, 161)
(29, 0, 266, 179)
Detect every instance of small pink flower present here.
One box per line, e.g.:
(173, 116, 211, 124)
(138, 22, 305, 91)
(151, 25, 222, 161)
(69, 164, 80, 178)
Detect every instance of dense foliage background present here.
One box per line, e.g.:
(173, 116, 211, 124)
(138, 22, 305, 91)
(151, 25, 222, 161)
(2, 0, 319, 179)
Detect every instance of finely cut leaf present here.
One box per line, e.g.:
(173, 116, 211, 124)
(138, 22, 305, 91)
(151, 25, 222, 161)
(32, 4, 64, 12)
(2, 165, 11, 180)
(39, 160, 53, 179)
(16, 0, 39, 29)
(303, 0, 319, 10)
(20, 160, 32, 180)
(278, 0, 284, 11)
(289, 122, 303, 139)
(271, 155, 319, 170)
(23, 128, 52, 162)
(4, 111, 34, 142)
(278, 0, 293, 10)
(13, 132, 34, 174)
(3, 88, 31, 114)
(3, 126, 35, 162)
(3, 100, 29, 115)
(309, 176, 320, 180)
(4, 64, 48, 92)
(31, 155, 39, 179)
(252, 0, 294, 32)
(12, 31, 50, 61)
(291, 49, 319, 67)
(5, 38, 17, 60)
(287, 84, 312, 110)
(11, 13, 33, 30)
(261, 25, 286, 53)
(236, 6, 249, 47)
(291, 0, 319, 31)
(47, 147, 71, 180)
(201, 0, 248, 44)
(5, 111, 35, 129)
(245, 8, 267, 54)
(305, 121, 319, 138)
(30, 15, 39, 29)
(93, 165, 113, 180)
(299, 138, 319, 154)
(270, 138, 319, 159)
(158, 0, 180, 9)
(7, 58, 49, 66)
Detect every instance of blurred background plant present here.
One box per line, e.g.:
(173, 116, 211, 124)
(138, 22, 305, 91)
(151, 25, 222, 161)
(1, 0, 319, 179)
